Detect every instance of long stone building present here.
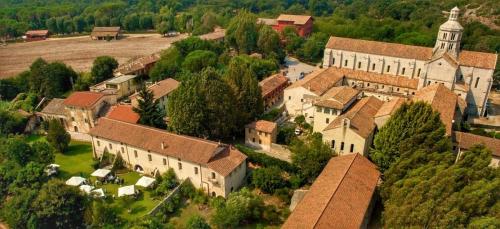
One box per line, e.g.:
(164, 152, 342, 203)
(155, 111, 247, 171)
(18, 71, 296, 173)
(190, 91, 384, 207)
(322, 7, 497, 117)
(89, 118, 247, 198)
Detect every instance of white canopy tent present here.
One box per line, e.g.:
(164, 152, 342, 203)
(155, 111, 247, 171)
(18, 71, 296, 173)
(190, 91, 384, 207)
(92, 188, 105, 198)
(65, 176, 86, 186)
(135, 176, 156, 188)
(91, 169, 112, 178)
(118, 185, 136, 197)
(79, 185, 95, 194)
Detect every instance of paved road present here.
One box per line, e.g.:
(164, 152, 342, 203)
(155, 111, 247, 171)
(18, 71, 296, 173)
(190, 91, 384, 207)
(284, 56, 318, 82)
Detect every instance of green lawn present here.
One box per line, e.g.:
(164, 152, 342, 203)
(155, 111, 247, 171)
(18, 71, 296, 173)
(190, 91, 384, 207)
(26, 135, 160, 220)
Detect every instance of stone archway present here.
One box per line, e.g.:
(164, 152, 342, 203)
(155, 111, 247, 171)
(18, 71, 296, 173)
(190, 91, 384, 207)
(134, 164, 144, 173)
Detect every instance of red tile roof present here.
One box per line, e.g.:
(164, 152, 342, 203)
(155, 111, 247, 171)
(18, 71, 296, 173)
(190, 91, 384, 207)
(259, 73, 289, 98)
(413, 84, 458, 135)
(325, 36, 497, 69)
(324, 96, 383, 138)
(313, 86, 360, 110)
(63, 91, 105, 108)
(375, 97, 406, 118)
(25, 30, 49, 36)
(277, 14, 312, 25)
(89, 118, 246, 175)
(455, 132, 500, 157)
(287, 68, 344, 95)
(245, 120, 277, 133)
(130, 78, 179, 100)
(282, 153, 380, 229)
(105, 105, 139, 123)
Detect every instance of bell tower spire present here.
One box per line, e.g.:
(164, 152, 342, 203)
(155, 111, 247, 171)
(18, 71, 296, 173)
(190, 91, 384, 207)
(433, 7, 463, 58)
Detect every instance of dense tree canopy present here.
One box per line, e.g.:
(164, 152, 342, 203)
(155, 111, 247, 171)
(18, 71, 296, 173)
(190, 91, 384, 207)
(46, 119, 70, 154)
(90, 56, 118, 84)
(289, 133, 333, 183)
(133, 86, 166, 129)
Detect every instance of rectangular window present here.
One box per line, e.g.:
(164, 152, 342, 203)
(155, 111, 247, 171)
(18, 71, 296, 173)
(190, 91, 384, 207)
(350, 144, 354, 153)
(211, 172, 216, 179)
(474, 77, 480, 88)
(451, 33, 455, 40)
(324, 108, 330, 114)
(448, 44, 454, 50)
(97, 140, 100, 146)
(386, 65, 391, 72)
(134, 150, 138, 158)
(326, 118, 329, 124)
(443, 33, 447, 39)
(300, 99, 304, 102)
(344, 60, 348, 66)
(252, 138, 255, 143)
(178, 162, 182, 170)
(340, 142, 344, 151)
(163, 158, 167, 165)
(288, 96, 291, 100)
(332, 58, 335, 65)
(372, 63, 375, 70)
(258, 139, 262, 144)
(441, 43, 445, 49)
(401, 68, 405, 75)
(316, 107, 322, 112)
(331, 140, 335, 148)
(417, 68, 421, 76)
(358, 62, 361, 68)
(148, 154, 152, 161)
(194, 167, 198, 175)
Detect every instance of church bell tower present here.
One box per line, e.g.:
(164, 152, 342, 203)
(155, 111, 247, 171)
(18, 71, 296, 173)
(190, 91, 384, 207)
(433, 7, 463, 58)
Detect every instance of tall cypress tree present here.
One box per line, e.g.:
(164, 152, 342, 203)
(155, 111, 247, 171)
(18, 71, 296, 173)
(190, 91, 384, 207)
(224, 56, 264, 129)
(133, 86, 165, 128)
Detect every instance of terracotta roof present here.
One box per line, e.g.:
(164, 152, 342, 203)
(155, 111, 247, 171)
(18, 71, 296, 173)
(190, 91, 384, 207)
(413, 84, 457, 135)
(207, 146, 248, 176)
(455, 132, 500, 157)
(245, 120, 277, 133)
(282, 153, 380, 229)
(326, 37, 497, 69)
(286, 68, 344, 95)
(39, 98, 66, 116)
(91, 27, 121, 37)
(26, 30, 49, 36)
(326, 36, 433, 60)
(63, 91, 105, 108)
(335, 67, 419, 89)
(459, 50, 497, 69)
(105, 105, 139, 123)
(375, 97, 406, 118)
(257, 18, 278, 26)
(131, 78, 179, 100)
(429, 52, 459, 68)
(277, 14, 312, 25)
(313, 86, 360, 110)
(259, 73, 289, 98)
(324, 96, 383, 138)
(89, 118, 246, 174)
(115, 53, 161, 75)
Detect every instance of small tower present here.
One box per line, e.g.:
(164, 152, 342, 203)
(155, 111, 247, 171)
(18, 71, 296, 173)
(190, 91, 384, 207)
(433, 7, 463, 58)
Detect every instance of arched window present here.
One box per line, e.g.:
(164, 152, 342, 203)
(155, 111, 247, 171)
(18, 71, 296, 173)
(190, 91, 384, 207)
(441, 43, 445, 49)
(443, 33, 447, 39)
(451, 33, 456, 40)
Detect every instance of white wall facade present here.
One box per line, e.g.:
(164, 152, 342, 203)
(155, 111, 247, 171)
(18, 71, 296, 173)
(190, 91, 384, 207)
(91, 136, 246, 198)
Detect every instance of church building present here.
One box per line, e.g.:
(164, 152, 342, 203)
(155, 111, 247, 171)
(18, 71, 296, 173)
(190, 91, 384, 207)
(322, 7, 497, 117)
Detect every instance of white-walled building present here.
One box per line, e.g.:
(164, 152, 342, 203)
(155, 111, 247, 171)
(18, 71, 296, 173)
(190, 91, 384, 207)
(322, 7, 497, 117)
(89, 118, 247, 198)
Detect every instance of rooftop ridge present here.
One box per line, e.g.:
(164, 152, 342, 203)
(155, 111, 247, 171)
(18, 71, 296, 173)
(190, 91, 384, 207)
(98, 117, 220, 147)
(312, 154, 358, 228)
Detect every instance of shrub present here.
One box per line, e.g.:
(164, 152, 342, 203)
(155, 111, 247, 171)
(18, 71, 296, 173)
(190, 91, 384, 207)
(251, 167, 287, 194)
(46, 119, 70, 153)
(155, 168, 179, 196)
(186, 215, 211, 229)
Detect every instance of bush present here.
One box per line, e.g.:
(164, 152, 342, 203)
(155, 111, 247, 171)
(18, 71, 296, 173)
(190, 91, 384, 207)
(186, 215, 211, 229)
(46, 119, 70, 153)
(111, 153, 125, 172)
(274, 188, 292, 205)
(155, 168, 179, 196)
(277, 125, 296, 145)
(251, 167, 287, 194)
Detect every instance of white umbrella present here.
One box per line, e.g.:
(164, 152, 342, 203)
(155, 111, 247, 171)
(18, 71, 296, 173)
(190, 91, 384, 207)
(92, 188, 105, 198)
(65, 176, 86, 186)
(135, 176, 156, 188)
(79, 185, 94, 194)
(91, 169, 111, 178)
(118, 185, 136, 197)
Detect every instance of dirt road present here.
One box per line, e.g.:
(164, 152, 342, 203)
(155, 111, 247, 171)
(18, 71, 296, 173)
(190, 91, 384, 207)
(0, 33, 188, 78)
